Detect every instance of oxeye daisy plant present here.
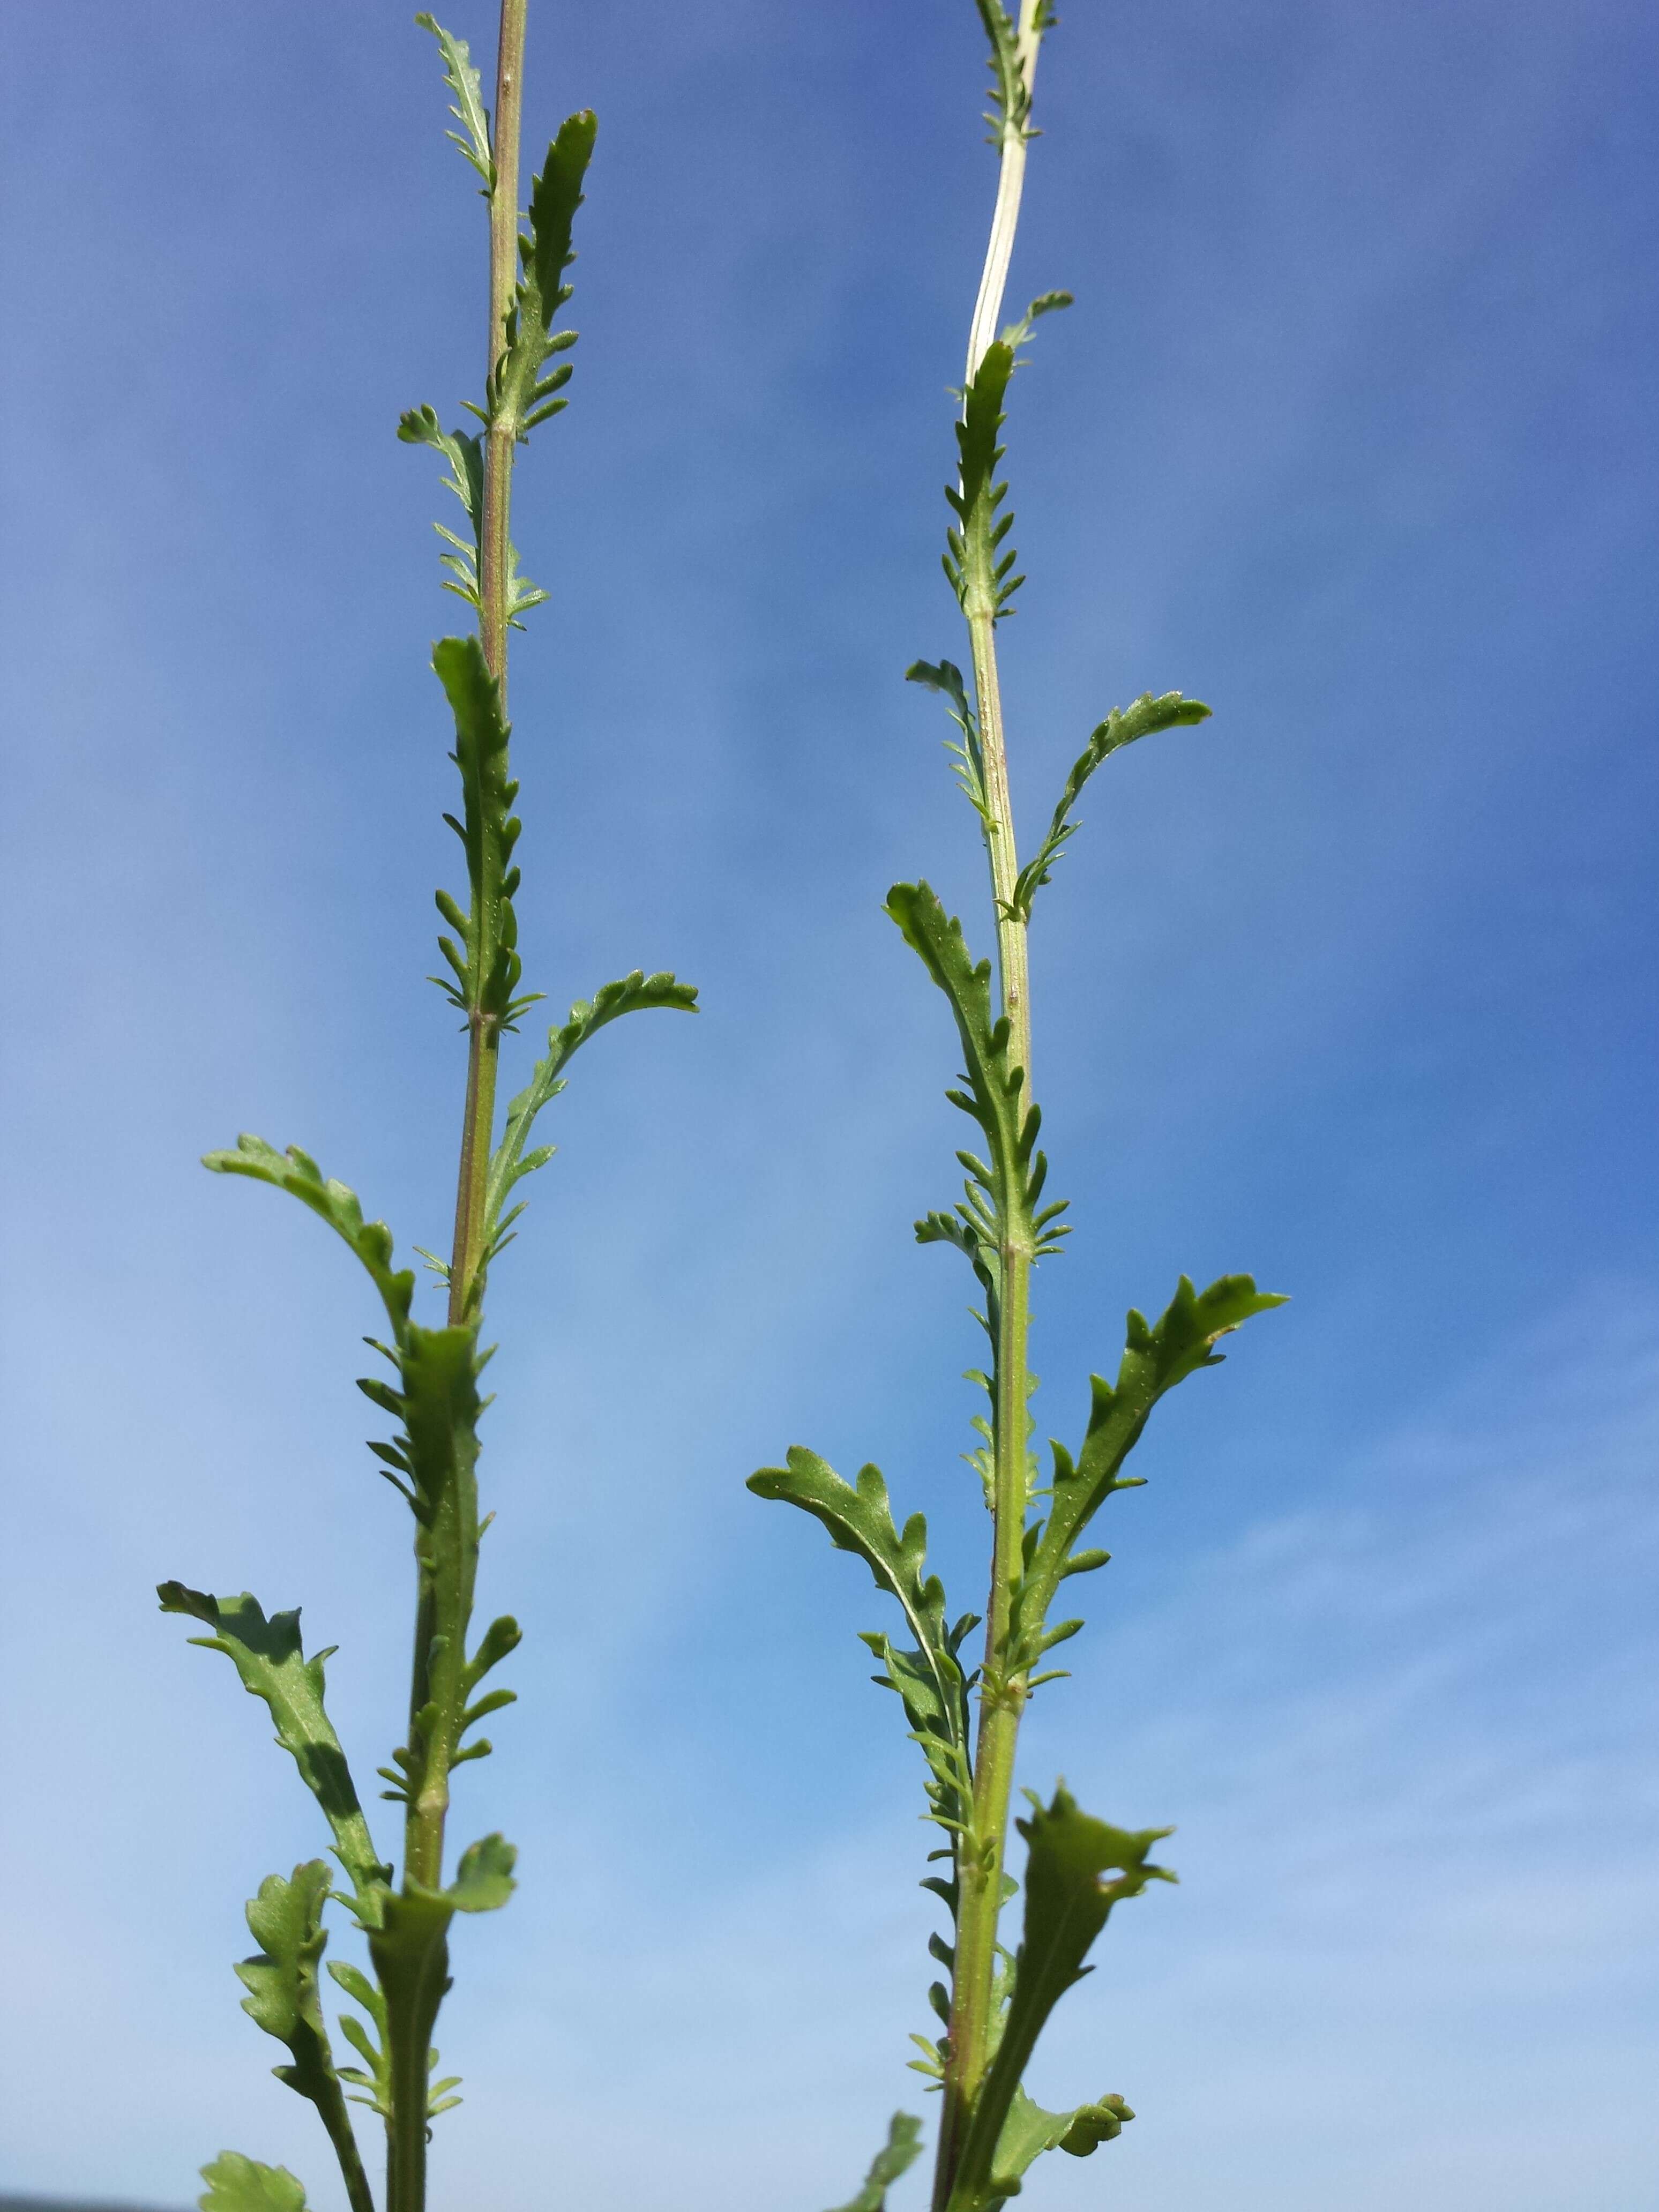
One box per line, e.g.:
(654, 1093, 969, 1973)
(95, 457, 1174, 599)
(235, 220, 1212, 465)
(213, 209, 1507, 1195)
(160, 11, 693, 2212)
(750, 9, 1283, 2210)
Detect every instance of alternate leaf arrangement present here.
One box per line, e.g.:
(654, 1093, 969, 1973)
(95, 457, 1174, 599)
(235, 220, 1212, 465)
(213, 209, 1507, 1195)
(750, 8, 1284, 2211)
(161, 11, 693, 2212)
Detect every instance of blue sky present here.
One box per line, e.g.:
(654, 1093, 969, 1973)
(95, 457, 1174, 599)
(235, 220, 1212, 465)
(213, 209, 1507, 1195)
(2, 1, 1656, 2208)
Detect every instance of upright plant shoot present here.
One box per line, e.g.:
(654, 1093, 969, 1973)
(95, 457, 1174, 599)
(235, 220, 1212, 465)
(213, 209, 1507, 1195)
(751, 10, 1283, 2210)
(160, 12, 693, 2212)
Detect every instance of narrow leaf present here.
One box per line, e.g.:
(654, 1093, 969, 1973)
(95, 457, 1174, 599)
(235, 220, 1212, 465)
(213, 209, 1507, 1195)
(827, 2113, 925, 2212)
(157, 1586, 389, 1907)
(201, 1137, 414, 1339)
(415, 14, 494, 188)
(948, 1789, 1171, 2212)
(198, 2156, 308, 2212)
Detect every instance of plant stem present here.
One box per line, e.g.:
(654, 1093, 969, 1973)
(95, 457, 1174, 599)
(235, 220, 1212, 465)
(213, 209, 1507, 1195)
(446, 0, 527, 1328)
(935, 11, 1044, 2206)
(480, 0, 527, 694)
(963, 2, 1044, 389)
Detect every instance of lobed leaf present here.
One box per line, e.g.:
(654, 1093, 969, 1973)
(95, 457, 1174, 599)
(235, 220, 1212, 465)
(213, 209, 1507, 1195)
(198, 2156, 308, 2212)
(1008, 691, 1213, 922)
(431, 633, 522, 1029)
(367, 1835, 516, 2153)
(972, 0, 1033, 144)
(157, 1586, 388, 1908)
(827, 2113, 925, 2212)
(749, 1451, 974, 1845)
(328, 1957, 391, 2120)
(947, 1789, 1171, 2212)
(494, 111, 597, 437)
(945, 342, 1021, 622)
(981, 2085, 1133, 2199)
(236, 1863, 373, 2212)
(885, 882, 1049, 1252)
(1015, 1273, 1286, 1656)
(201, 1137, 414, 1339)
(907, 657, 990, 825)
(415, 14, 493, 189)
(482, 969, 698, 1260)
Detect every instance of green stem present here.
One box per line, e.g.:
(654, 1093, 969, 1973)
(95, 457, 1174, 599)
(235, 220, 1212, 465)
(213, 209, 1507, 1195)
(479, 0, 526, 696)
(934, 11, 1045, 2207)
(385, 14, 529, 2212)
(447, 0, 526, 1326)
(314, 2073, 378, 2212)
(383, 1927, 452, 2212)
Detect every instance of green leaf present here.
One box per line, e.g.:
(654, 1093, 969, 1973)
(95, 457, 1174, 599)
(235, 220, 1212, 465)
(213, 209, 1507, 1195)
(436, 1830, 518, 1913)
(431, 633, 521, 1031)
(483, 969, 698, 1259)
(328, 1957, 392, 2120)
(367, 1836, 516, 2155)
(415, 14, 494, 189)
(494, 110, 597, 438)
(948, 1789, 1172, 2212)
(747, 1452, 950, 1700)
(827, 2113, 925, 2212)
(946, 342, 1021, 622)
(371, 1321, 487, 1821)
(236, 1863, 375, 2212)
(1058, 2094, 1134, 2155)
(198, 2154, 307, 2212)
(885, 882, 1046, 1250)
(748, 1451, 974, 1847)
(1015, 1273, 1287, 1657)
(972, 0, 1035, 145)
(906, 658, 989, 825)
(237, 1860, 336, 2080)
(201, 1137, 414, 1339)
(979, 2086, 1133, 2199)
(521, 114, 594, 341)
(398, 403, 488, 608)
(1008, 691, 1213, 922)
(996, 291, 1073, 353)
(367, 1893, 452, 2164)
(157, 1586, 388, 1908)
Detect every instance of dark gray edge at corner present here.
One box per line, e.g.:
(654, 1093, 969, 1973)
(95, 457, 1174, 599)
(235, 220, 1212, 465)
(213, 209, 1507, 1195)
(1, 2197, 188, 2212)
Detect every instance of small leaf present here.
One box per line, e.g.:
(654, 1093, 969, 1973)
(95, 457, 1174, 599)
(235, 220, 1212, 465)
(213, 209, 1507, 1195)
(752, 1452, 975, 1855)
(415, 14, 494, 189)
(885, 883, 1048, 1247)
(1059, 2094, 1134, 2155)
(946, 342, 1021, 619)
(977, 2084, 1133, 2202)
(365, 1836, 516, 2155)
(1016, 1273, 1286, 1649)
(1008, 691, 1213, 921)
(201, 1137, 414, 1339)
(431, 634, 520, 1035)
(906, 657, 989, 824)
(157, 1586, 388, 1908)
(827, 2113, 925, 2212)
(235, 1863, 375, 2209)
(482, 970, 698, 1260)
(947, 1789, 1171, 2212)
(493, 111, 597, 438)
(198, 2155, 308, 2212)
(971, 0, 1036, 145)
(435, 1831, 517, 1914)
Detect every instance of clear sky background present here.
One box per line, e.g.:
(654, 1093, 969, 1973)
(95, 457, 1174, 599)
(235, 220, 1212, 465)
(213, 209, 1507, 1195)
(2, 2, 1656, 2208)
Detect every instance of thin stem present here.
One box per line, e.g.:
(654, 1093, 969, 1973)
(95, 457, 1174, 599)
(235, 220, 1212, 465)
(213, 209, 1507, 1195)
(315, 2078, 378, 2212)
(934, 11, 1045, 2207)
(963, 0, 1045, 385)
(388, 19, 529, 2210)
(446, 0, 527, 1327)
